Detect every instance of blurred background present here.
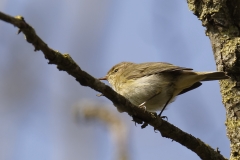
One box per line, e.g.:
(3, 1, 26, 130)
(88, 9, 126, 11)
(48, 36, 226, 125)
(0, 0, 230, 160)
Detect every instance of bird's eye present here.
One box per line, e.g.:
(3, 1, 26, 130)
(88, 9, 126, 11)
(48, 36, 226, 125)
(114, 69, 118, 73)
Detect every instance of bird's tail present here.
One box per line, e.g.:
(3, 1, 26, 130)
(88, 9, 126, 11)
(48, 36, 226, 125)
(196, 71, 229, 81)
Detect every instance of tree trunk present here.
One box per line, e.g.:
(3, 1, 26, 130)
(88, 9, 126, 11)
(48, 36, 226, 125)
(188, 0, 240, 159)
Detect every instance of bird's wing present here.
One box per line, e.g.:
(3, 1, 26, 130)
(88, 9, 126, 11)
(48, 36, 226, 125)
(178, 82, 202, 95)
(125, 62, 193, 79)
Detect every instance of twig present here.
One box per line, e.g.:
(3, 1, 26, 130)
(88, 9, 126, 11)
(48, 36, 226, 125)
(74, 101, 129, 160)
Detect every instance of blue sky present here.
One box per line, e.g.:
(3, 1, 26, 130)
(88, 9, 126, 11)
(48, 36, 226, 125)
(0, 1, 229, 160)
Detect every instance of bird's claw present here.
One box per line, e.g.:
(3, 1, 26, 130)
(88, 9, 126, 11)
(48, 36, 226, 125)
(138, 102, 146, 112)
(158, 114, 168, 121)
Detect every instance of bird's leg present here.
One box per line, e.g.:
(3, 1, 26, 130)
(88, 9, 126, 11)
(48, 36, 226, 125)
(138, 89, 161, 111)
(158, 97, 172, 117)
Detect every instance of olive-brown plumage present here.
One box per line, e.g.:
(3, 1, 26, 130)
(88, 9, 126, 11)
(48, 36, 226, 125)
(99, 62, 229, 114)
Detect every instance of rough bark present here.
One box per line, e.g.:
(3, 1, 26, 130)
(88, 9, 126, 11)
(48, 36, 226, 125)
(188, 0, 240, 159)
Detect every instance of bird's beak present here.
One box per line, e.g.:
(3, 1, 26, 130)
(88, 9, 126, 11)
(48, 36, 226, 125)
(99, 76, 107, 80)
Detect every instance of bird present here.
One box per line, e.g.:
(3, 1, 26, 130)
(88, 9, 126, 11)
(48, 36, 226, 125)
(99, 62, 229, 116)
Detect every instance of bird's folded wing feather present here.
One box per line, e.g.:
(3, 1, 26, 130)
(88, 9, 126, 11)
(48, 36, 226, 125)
(125, 62, 193, 79)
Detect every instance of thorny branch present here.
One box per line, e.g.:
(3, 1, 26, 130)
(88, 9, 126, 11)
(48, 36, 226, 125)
(0, 11, 226, 160)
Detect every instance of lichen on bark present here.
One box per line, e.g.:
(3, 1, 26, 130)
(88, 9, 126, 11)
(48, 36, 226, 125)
(188, 0, 240, 159)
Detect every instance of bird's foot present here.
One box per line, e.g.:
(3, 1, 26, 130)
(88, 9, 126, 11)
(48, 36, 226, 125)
(157, 113, 168, 121)
(138, 102, 146, 112)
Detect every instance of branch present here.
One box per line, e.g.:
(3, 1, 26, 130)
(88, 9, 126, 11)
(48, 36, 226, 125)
(0, 11, 226, 160)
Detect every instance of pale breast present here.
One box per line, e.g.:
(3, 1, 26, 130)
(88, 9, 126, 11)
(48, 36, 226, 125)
(117, 74, 175, 111)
